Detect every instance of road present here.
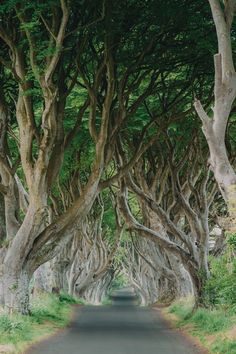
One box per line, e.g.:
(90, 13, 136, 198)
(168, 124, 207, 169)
(27, 290, 204, 354)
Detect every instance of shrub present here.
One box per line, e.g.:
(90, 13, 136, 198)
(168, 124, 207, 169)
(190, 309, 232, 334)
(203, 255, 236, 309)
(0, 315, 25, 333)
(30, 294, 69, 325)
(169, 304, 233, 334)
(212, 339, 236, 354)
(169, 304, 192, 321)
(169, 297, 194, 321)
(0, 292, 76, 348)
(0, 314, 32, 344)
(59, 292, 84, 305)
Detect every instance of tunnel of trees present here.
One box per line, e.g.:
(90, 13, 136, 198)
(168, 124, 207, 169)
(0, 0, 235, 314)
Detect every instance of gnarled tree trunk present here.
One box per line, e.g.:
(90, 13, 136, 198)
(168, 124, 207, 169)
(194, 0, 236, 231)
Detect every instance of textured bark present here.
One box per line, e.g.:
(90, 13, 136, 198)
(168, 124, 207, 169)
(211, 228, 226, 256)
(84, 270, 114, 304)
(3, 269, 30, 315)
(66, 204, 121, 299)
(0, 193, 5, 243)
(33, 263, 52, 294)
(0, 91, 20, 240)
(194, 0, 236, 231)
(0, 1, 223, 313)
(122, 235, 187, 305)
(0, 67, 111, 313)
(0, 253, 5, 306)
(117, 141, 213, 305)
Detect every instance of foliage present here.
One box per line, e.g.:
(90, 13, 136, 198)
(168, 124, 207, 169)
(170, 303, 234, 334)
(101, 296, 112, 305)
(0, 0, 235, 341)
(0, 293, 76, 349)
(190, 309, 233, 334)
(226, 232, 236, 250)
(169, 301, 236, 354)
(203, 254, 236, 309)
(0, 314, 31, 343)
(211, 339, 236, 354)
(109, 273, 128, 292)
(58, 292, 85, 305)
(168, 242, 236, 353)
(169, 301, 193, 321)
(101, 273, 128, 305)
(30, 293, 73, 325)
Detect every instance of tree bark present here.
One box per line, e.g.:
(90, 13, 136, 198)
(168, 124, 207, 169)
(194, 0, 236, 232)
(3, 269, 30, 315)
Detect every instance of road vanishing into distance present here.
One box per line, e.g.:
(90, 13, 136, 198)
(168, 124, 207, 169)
(27, 290, 205, 354)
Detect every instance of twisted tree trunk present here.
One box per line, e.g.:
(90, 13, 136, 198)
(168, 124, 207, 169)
(194, 0, 236, 232)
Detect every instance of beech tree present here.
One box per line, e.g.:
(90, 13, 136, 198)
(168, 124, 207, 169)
(0, 0, 230, 313)
(122, 235, 192, 305)
(116, 126, 220, 304)
(0, 0, 112, 313)
(0, 0, 184, 313)
(194, 0, 236, 232)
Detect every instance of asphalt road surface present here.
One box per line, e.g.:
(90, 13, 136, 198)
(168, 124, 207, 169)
(27, 290, 204, 354)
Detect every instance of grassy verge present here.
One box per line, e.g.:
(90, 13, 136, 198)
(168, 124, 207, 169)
(161, 297, 236, 354)
(0, 292, 83, 353)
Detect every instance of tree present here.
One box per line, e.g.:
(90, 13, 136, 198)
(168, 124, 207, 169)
(116, 125, 219, 304)
(194, 0, 236, 232)
(0, 0, 117, 313)
(0, 0, 227, 313)
(0, 0, 178, 313)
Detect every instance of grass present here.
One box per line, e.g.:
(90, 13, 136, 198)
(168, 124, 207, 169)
(167, 298, 236, 354)
(101, 296, 112, 305)
(0, 292, 82, 353)
(212, 339, 236, 354)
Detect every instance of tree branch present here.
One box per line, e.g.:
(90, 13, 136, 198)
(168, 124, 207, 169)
(45, 0, 69, 85)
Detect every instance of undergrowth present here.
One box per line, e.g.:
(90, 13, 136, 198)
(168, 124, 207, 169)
(168, 250, 236, 354)
(101, 296, 112, 305)
(169, 303, 234, 334)
(212, 339, 236, 354)
(169, 301, 236, 354)
(0, 292, 81, 352)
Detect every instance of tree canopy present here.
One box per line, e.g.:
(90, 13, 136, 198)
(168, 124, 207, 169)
(0, 0, 235, 314)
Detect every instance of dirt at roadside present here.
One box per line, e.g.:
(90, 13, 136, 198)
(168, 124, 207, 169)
(152, 306, 210, 354)
(0, 344, 15, 354)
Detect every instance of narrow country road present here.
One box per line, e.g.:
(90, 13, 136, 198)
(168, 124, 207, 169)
(27, 291, 204, 354)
